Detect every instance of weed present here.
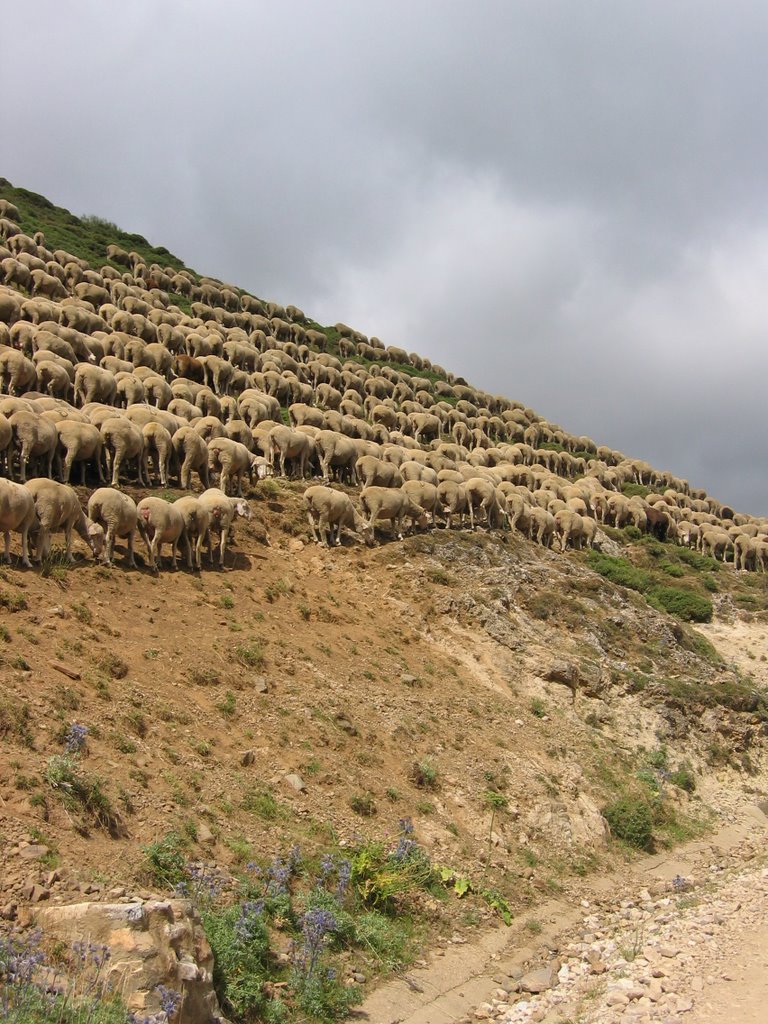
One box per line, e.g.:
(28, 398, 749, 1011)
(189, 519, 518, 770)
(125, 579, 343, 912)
(349, 792, 377, 817)
(0, 589, 27, 612)
(189, 666, 221, 686)
(530, 697, 548, 718)
(45, 754, 121, 836)
(410, 760, 439, 791)
(97, 653, 129, 679)
(142, 832, 188, 888)
(242, 789, 281, 820)
(0, 699, 33, 747)
(220, 592, 235, 609)
(70, 601, 92, 624)
(232, 640, 265, 669)
(647, 586, 712, 623)
(525, 918, 543, 935)
(216, 690, 237, 718)
(602, 796, 654, 850)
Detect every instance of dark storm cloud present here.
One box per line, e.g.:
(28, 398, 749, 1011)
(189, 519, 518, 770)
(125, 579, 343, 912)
(3, 1, 767, 511)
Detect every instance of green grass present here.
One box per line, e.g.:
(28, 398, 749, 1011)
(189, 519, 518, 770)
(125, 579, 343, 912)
(0, 178, 191, 275)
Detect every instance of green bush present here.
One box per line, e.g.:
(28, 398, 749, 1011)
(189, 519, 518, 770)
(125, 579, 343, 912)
(203, 904, 274, 1022)
(647, 587, 712, 622)
(602, 796, 654, 850)
(586, 552, 651, 592)
(669, 764, 696, 792)
(142, 831, 187, 889)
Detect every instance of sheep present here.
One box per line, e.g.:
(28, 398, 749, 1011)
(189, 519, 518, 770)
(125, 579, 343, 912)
(172, 425, 210, 490)
(100, 416, 145, 487)
(267, 424, 312, 478)
(359, 486, 426, 541)
(198, 487, 252, 568)
(401, 479, 440, 526)
(173, 496, 210, 570)
(35, 358, 72, 399)
(8, 409, 57, 481)
(315, 429, 359, 484)
(207, 436, 260, 496)
(464, 477, 500, 530)
(304, 485, 373, 547)
(141, 422, 173, 487)
(0, 477, 39, 567)
(0, 349, 37, 396)
(356, 454, 403, 489)
(24, 479, 104, 562)
(136, 496, 189, 571)
(74, 363, 116, 406)
(56, 420, 105, 485)
(553, 509, 585, 551)
(87, 487, 138, 566)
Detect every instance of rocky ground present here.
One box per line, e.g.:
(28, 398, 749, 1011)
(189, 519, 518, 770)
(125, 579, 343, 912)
(361, 777, 768, 1024)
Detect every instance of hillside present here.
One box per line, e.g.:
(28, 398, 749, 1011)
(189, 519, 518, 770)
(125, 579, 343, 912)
(1, 179, 767, 1024)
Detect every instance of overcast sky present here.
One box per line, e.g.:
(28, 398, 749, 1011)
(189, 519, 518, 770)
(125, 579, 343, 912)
(3, 2, 767, 512)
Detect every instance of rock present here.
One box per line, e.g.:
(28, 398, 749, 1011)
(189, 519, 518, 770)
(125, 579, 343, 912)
(334, 714, 358, 736)
(197, 822, 214, 845)
(18, 844, 50, 861)
(284, 773, 306, 793)
(401, 674, 419, 686)
(1, 902, 17, 920)
(659, 944, 680, 958)
(23, 884, 50, 903)
(35, 899, 224, 1023)
(240, 750, 256, 766)
(519, 962, 559, 994)
(253, 676, 268, 694)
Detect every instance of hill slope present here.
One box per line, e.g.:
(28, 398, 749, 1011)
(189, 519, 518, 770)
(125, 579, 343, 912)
(1, 179, 767, 1023)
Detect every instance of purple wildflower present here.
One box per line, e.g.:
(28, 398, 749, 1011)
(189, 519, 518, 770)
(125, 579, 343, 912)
(156, 984, 182, 1019)
(65, 723, 88, 753)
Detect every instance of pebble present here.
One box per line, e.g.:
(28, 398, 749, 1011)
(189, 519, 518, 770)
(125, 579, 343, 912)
(464, 807, 768, 1024)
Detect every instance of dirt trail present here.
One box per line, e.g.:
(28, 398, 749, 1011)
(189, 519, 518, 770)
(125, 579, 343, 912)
(361, 618, 768, 1024)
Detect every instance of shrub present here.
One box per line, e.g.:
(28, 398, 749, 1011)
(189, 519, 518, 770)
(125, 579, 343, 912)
(0, 699, 33, 747)
(203, 903, 273, 1021)
(409, 760, 438, 790)
(232, 640, 265, 669)
(242, 789, 281, 820)
(142, 832, 187, 889)
(648, 586, 712, 623)
(349, 792, 377, 817)
(586, 552, 651, 592)
(603, 796, 654, 850)
(669, 764, 696, 793)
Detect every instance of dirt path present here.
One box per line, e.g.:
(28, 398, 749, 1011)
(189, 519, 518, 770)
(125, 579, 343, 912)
(361, 619, 768, 1024)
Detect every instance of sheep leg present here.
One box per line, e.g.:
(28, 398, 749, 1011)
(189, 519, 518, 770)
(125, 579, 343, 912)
(219, 527, 228, 568)
(126, 530, 136, 568)
(307, 510, 321, 545)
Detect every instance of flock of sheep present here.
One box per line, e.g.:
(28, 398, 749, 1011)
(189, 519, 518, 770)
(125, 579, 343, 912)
(1, 194, 767, 575)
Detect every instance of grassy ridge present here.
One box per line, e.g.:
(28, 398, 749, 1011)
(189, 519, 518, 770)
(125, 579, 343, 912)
(0, 177, 191, 276)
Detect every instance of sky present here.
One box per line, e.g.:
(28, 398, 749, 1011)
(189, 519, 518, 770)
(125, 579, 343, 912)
(2, 2, 767, 513)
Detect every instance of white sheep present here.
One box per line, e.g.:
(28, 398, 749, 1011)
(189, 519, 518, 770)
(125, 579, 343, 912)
(87, 487, 138, 566)
(0, 477, 39, 567)
(25, 479, 104, 562)
(198, 487, 251, 568)
(136, 496, 189, 571)
(172, 495, 210, 570)
(303, 485, 373, 547)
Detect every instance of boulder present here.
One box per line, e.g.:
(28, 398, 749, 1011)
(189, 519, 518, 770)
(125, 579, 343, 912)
(35, 899, 227, 1022)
